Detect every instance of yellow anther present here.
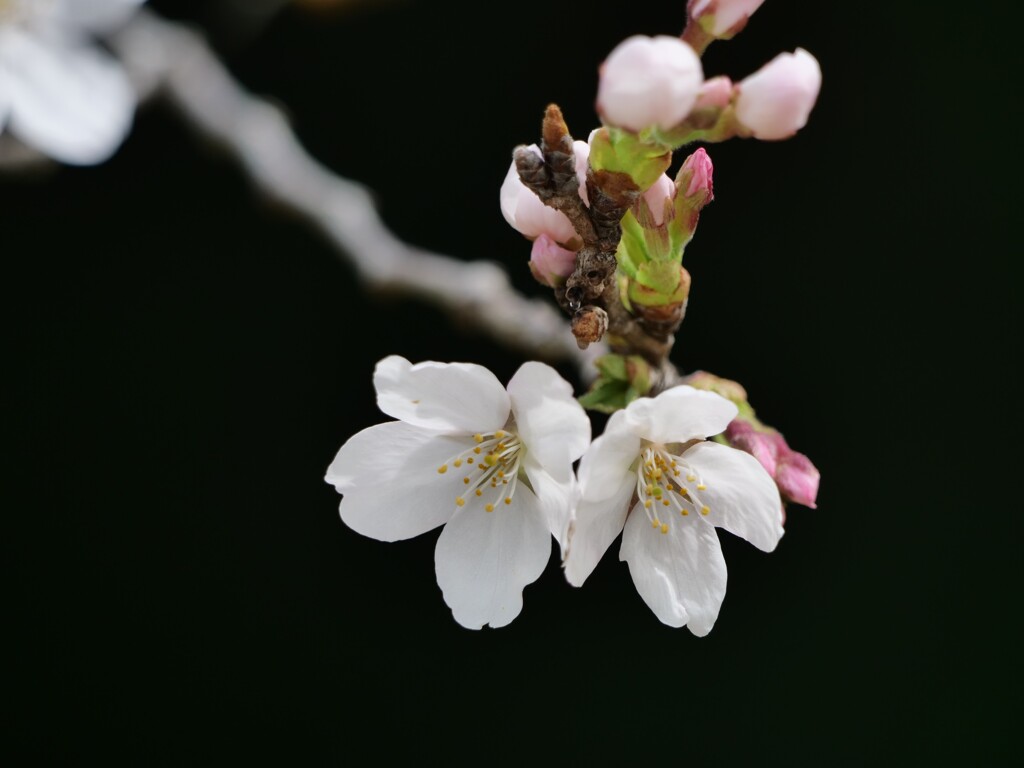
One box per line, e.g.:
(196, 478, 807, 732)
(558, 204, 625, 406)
(454, 459, 462, 467)
(697, 484, 707, 491)
(652, 468, 663, 480)
(651, 519, 660, 528)
(474, 434, 484, 443)
(687, 474, 696, 482)
(455, 497, 465, 507)
(485, 503, 495, 512)
(681, 509, 689, 516)
(673, 470, 680, 476)
(463, 477, 470, 485)
(665, 484, 673, 491)
(475, 489, 483, 497)
(473, 447, 481, 455)
(497, 470, 504, 478)
(646, 487, 654, 496)
(495, 430, 506, 439)
(484, 454, 498, 466)
(467, 457, 474, 464)
(497, 443, 506, 452)
(437, 465, 448, 474)
(644, 500, 652, 509)
(502, 479, 509, 485)
(660, 524, 669, 534)
(663, 500, 670, 507)
(504, 498, 512, 505)
(701, 506, 710, 515)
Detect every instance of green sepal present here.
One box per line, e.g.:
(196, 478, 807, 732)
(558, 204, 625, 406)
(627, 267, 687, 308)
(589, 127, 671, 191)
(579, 354, 652, 413)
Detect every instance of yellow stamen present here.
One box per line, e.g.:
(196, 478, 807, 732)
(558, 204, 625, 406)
(473, 447, 481, 455)
(495, 430, 505, 439)
(454, 459, 462, 467)
(455, 497, 465, 507)
(475, 489, 483, 497)
(652, 519, 661, 529)
(437, 465, 448, 474)
(701, 506, 710, 516)
(697, 484, 707, 491)
(687, 474, 696, 482)
(660, 524, 668, 534)
(485, 503, 495, 512)
(681, 509, 689, 516)
(474, 434, 484, 443)
(463, 477, 470, 485)
(467, 457, 474, 464)
(504, 498, 512, 505)
(484, 454, 498, 466)
(644, 500, 652, 509)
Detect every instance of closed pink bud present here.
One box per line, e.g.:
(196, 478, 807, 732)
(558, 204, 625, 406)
(690, 0, 767, 36)
(679, 147, 714, 200)
(735, 48, 822, 140)
(597, 35, 704, 132)
(774, 447, 820, 509)
(500, 145, 579, 244)
(529, 234, 577, 287)
(725, 420, 777, 477)
(694, 75, 734, 110)
(643, 173, 675, 225)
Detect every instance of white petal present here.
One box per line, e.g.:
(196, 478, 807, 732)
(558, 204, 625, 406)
(4, 29, 134, 165)
(563, 470, 634, 587)
(522, 456, 574, 556)
(325, 421, 468, 542)
(0, 64, 10, 132)
(507, 361, 590, 482)
(54, 0, 145, 34)
(373, 356, 510, 434)
(434, 484, 551, 629)
(620, 503, 727, 635)
(624, 385, 737, 444)
(577, 409, 640, 501)
(683, 441, 784, 552)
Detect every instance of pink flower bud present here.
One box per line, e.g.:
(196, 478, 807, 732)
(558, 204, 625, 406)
(694, 75, 734, 110)
(529, 234, 577, 287)
(735, 48, 822, 140)
(643, 173, 675, 225)
(679, 147, 714, 200)
(690, 0, 767, 36)
(597, 35, 704, 132)
(499, 145, 579, 244)
(726, 421, 820, 509)
(725, 420, 777, 477)
(774, 449, 819, 509)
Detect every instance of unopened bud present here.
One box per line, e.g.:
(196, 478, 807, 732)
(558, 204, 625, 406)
(690, 0, 767, 37)
(642, 173, 675, 226)
(735, 48, 822, 140)
(499, 145, 579, 244)
(677, 147, 714, 202)
(597, 35, 703, 133)
(694, 75, 734, 110)
(725, 420, 819, 508)
(529, 234, 577, 288)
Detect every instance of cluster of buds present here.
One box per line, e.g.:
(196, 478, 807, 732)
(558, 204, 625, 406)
(499, 0, 822, 510)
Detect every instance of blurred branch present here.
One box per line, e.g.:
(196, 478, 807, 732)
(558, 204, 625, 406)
(110, 10, 604, 381)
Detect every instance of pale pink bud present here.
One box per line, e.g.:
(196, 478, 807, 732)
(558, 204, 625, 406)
(694, 75, 734, 110)
(691, 0, 767, 36)
(574, 139, 591, 207)
(643, 173, 675, 225)
(725, 420, 777, 477)
(499, 145, 579, 244)
(597, 35, 704, 132)
(735, 48, 822, 140)
(529, 234, 577, 287)
(679, 147, 714, 200)
(773, 444, 820, 509)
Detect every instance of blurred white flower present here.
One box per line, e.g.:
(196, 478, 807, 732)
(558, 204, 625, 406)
(0, 0, 144, 165)
(325, 356, 590, 630)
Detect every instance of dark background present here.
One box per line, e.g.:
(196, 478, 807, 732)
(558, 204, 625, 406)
(5, 0, 1016, 762)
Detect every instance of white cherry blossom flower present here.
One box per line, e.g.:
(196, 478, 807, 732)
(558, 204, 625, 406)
(564, 385, 783, 635)
(325, 356, 590, 630)
(0, 0, 144, 165)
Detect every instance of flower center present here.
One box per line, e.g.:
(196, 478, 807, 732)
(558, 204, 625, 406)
(436, 429, 524, 513)
(635, 445, 711, 534)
